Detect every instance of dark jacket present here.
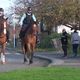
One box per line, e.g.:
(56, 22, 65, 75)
(61, 32, 68, 45)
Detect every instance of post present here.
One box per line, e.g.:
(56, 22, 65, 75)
(13, 13, 16, 48)
(13, 11, 20, 48)
(13, 20, 16, 48)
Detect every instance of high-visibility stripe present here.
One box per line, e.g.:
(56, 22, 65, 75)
(3, 21, 6, 34)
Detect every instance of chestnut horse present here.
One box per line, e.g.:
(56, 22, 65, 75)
(0, 18, 7, 64)
(21, 22, 38, 64)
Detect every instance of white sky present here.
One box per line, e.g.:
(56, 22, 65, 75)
(0, 0, 12, 10)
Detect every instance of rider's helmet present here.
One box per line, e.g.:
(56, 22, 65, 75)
(0, 8, 4, 12)
(0, 8, 4, 16)
(27, 7, 32, 14)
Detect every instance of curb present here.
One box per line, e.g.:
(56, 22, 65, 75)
(6, 50, 65, 67)
(34, 55, 64, 67)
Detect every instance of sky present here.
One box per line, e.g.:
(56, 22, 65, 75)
(0, 0, 32, 10)
(0, 0, 12, 11)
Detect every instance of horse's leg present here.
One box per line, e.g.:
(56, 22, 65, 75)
(29, 45, 33, 64)
(23, 46, 27, 63)
(0, 48, 1, 63)
(1, 43, 6, 64)
(29, 52, 33, 64)
(22, 42, 27, 63)
(29, 43, 35, 64)
(27, 43, 32, 64)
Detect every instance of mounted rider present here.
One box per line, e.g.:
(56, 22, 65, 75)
(0, 8, 9, 42)
(19, 7, 37, 39)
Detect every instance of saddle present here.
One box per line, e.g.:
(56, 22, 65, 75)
(19, 24, 31, 39)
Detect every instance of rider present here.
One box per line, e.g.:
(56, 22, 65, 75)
(0, 8, 9, 42)
(19, 7, 38, 39)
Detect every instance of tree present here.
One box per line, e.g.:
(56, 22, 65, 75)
(35, 0, 80, 31)
(12, 0, 80, 31)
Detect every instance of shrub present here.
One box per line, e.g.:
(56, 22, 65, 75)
(38, 32, 61, 49)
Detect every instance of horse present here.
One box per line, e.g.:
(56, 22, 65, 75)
(0, 17, 8, 64)
(21, 22, 39, 64)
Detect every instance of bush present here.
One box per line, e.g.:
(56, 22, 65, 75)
(38, 32, 73, 53)
(38, 32, 61, 49)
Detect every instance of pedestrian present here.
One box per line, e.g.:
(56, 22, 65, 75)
(61, 29, 68, 57)
(71, 29, 80, 57)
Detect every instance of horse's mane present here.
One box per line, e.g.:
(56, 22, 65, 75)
(26, 22, 38, 34)
(0, 17, 8, 35)
(0, 17, 4, 34)
(0, 16, 4, 23)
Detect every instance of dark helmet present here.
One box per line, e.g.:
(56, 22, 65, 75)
(27, 7, 32, 14)
(0, 8, 4, 12)
(0, 8, 4, 16)
(27, 7, 32, 11)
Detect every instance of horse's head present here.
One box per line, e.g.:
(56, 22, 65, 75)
(31, 22, 39, 34)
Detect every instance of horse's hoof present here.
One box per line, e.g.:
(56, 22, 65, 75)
(29, 60, 33, 64)
(23, 61, 25, 64)
(1, 61, 6, 64)
(24, 58, 27, 62)
(2, 62, 6, 64)
(23, 60, 28, 64)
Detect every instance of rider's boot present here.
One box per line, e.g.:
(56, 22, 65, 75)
(36, 34, 40, 44)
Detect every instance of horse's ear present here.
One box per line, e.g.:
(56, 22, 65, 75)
(5, 17, 8, 20)
(33, 21, 37, 25)
(4, 16, 8, 20)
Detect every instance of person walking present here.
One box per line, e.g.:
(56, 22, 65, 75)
(61, 29, 68, 57)
(71, 29, 80, 57)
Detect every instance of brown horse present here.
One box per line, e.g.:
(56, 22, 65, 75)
(0, 17, 7, 64)
(21, 22, 39, 64)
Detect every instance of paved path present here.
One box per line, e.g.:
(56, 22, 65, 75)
(0, 51, 50, 72)
(35, 51, 80, 67)
(0, 49, 80, 72)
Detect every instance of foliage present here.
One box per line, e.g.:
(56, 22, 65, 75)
(38, 32, 61, 49)
(12, 0, 80, 32)
(35, 0, 80, 30)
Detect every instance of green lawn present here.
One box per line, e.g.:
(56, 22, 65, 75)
(0, 67, 80, 80)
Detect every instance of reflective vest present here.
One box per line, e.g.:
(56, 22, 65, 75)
(23, 13, 34, 25)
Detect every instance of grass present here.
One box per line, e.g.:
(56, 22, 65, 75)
(0, 67, 80, 80)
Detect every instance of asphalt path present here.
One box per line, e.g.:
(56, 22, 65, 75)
(0, 51, 50, 72)
(0, 49, 80, 72)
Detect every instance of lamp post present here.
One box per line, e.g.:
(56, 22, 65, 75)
(13, 14, 16, 48)
(13, 14, 19, 48)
